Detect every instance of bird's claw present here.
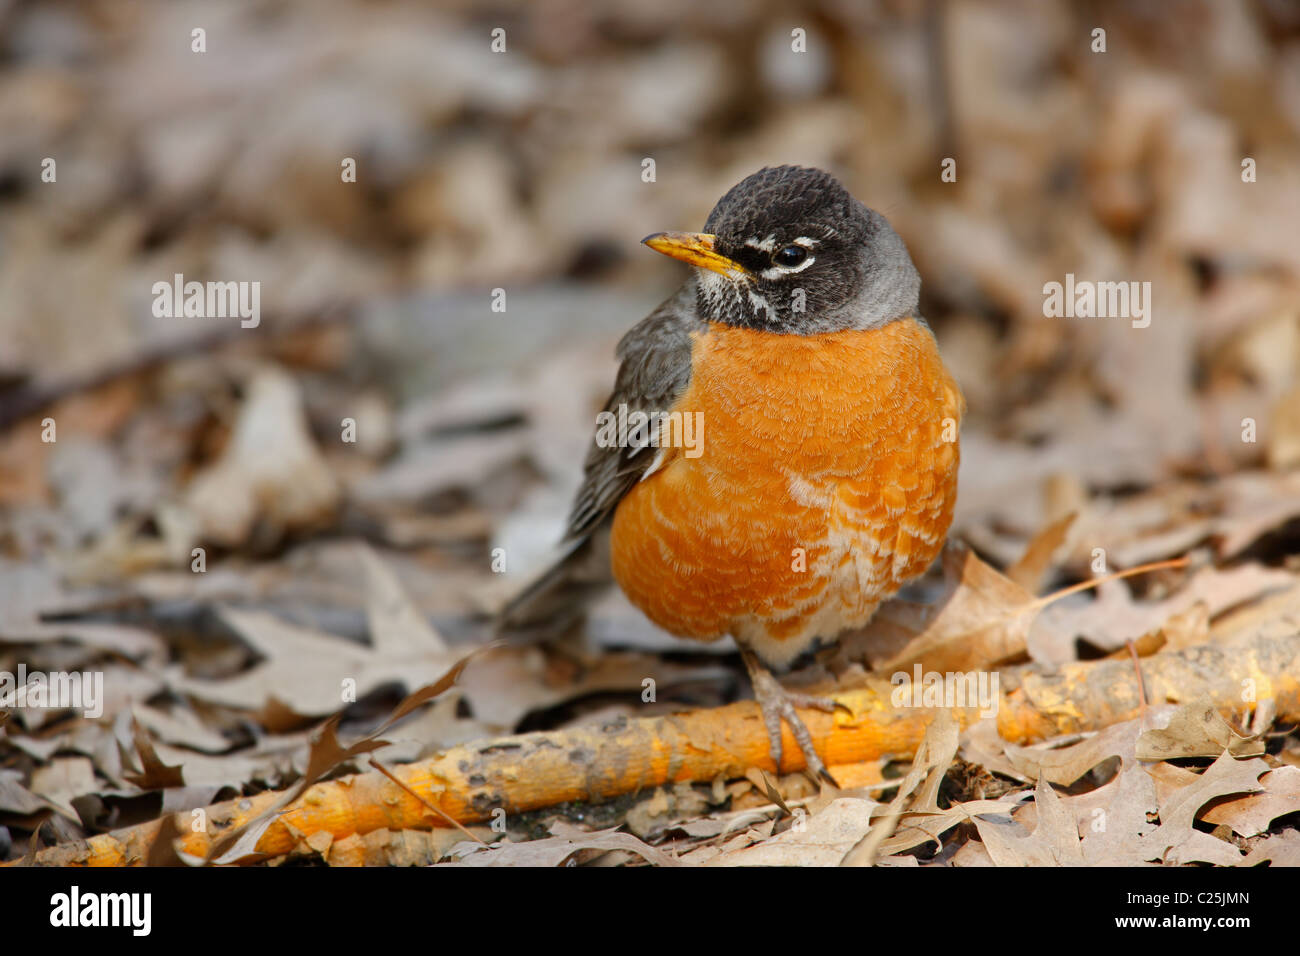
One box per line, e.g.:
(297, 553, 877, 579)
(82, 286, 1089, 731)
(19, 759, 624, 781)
(741, 650, 841, 789)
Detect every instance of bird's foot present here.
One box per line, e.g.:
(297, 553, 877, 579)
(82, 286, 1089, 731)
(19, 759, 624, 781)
(741, 650, 842, 788)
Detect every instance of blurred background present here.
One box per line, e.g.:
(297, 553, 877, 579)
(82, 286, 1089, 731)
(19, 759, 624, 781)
(2, 0, 1300, 852)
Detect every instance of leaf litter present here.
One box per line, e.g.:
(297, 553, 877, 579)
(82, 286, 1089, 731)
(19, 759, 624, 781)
(2, 1, 1300, 869)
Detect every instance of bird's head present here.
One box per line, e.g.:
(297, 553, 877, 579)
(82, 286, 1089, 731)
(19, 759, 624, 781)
(642, 165, 919, 334)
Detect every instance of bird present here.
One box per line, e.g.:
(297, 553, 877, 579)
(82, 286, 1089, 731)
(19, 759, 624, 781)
(500, 165, 964, 784)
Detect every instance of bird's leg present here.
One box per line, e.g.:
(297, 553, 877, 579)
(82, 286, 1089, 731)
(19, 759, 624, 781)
(740, 648, 841, 788)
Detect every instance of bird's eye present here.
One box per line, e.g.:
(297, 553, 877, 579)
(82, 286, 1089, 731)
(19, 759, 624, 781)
(772, 245, 808, 268)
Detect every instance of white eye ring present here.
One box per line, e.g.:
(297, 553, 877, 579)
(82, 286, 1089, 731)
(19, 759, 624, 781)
(759, 238, 817, 278)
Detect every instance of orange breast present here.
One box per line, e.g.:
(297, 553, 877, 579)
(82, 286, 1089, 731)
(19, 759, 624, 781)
(609, 317, 963, 668)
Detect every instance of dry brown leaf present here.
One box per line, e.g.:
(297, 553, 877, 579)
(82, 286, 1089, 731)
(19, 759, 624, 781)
(873, 546, 1037, 674)
(1210, 584, 1300, 646)
(1212, 471, 1300, 558)
(1267, 385, 1300, 471)
(869, 545, 1190, 676)
(1032, 563, 1292, 665)
(841, 710, 960, 864)
(973, 776, 1086, 866)
(876, 798, 1028, 859)
(1004, 720, 1137, 786)
(360, 543, 450, 655)
(1138, 753, 1266, 865)
(742, 767, 793, 816)
(1201, 766, 1300, 838)
(979, 717, 1163, 865)
(1006, 512, 1076, 593)
(1240, 829, 1300, 867)
(443, 823, 679, 867)
(144, 813, 202, 867)
(959, 718, 1033, 783)
(120, 717, 186, 791)
(1135, 702, 1265, 761)
(169, 546, 476, 717)
(183, 366, 341, 549)
(27, 757, 99, 821)
(1152, 602, 1211, 654)
(0, 769, 50, 816)
(130, 703, 229, 754)
(705, 798, 878, 867)
(1078, 760, 1161, 865)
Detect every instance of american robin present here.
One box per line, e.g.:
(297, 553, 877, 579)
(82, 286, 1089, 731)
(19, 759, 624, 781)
(501, 165, 964, 783)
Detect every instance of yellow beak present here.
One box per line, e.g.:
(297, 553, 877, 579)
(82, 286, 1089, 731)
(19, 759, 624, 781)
(641, 232, 746, 277)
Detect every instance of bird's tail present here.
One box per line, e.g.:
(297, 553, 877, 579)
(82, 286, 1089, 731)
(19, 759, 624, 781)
(494, 525, 613, 640)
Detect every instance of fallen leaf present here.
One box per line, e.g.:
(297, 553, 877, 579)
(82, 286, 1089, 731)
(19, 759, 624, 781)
(1006, 512, 1076, 593)
(842, 710, 960, 864)
(1240, 829, 1300, 867)
(705, 798, 878, 867)
(1003, 713, 1163, 786)
(1135, 702, 1265, 761)
(27, 757, 98, 821)
(873, 546, 1038, 674)
(0, 769, 50, 816)
(183, 365, 341, 548)
(120, 717, 186, 790)
(443, 823, 679, 867)
(974, 776, 1086, 866)
(1134, 753, 1266, 865)
(1201, 766, 1300, 838)
(1033, 564, 1294, 665)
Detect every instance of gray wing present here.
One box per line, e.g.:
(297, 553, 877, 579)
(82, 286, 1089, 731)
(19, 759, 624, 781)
(497, 284, 701, 633)
(563, 284, 701, 540)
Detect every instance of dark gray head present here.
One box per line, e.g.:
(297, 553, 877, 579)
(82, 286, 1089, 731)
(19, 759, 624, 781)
(643, 165, 920, 334)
